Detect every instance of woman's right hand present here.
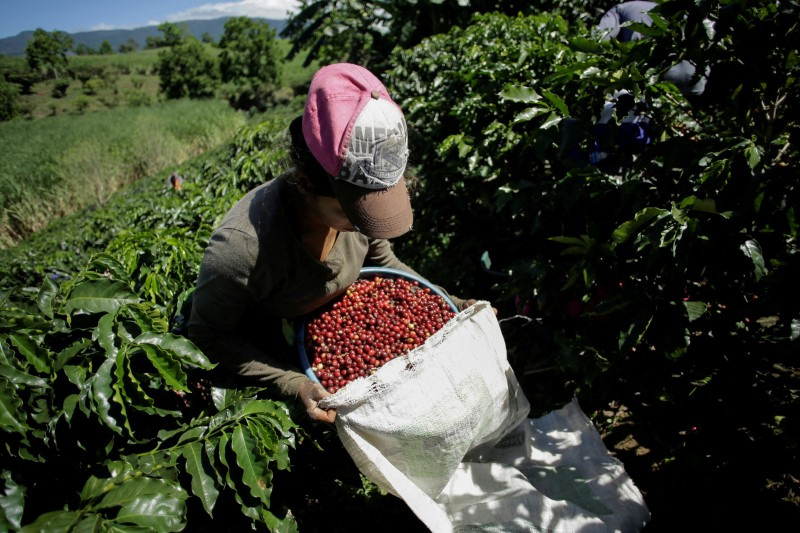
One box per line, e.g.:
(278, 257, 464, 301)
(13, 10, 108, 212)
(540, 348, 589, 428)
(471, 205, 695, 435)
(298, 380, 337, 423)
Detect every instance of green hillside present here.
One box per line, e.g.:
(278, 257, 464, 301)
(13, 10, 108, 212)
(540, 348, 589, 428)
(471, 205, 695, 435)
(0, 17, 287, 57)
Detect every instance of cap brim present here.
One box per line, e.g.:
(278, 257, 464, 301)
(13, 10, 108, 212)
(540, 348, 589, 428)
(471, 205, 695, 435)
(330, 176, 413, 239)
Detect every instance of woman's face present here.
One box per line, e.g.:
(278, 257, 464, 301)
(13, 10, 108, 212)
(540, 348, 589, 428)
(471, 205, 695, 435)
(308, 194, 356, 232)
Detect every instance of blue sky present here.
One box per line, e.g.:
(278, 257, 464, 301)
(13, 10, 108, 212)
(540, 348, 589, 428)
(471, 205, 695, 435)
(0, 0, 300, 39)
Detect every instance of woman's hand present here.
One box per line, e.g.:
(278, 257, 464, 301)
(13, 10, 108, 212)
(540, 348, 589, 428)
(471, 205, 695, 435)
(298, 380, 337, 423)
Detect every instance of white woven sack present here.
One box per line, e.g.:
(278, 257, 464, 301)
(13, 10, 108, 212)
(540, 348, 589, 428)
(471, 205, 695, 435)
(319, 301, 530, 523)
(441, 398, 651, 532)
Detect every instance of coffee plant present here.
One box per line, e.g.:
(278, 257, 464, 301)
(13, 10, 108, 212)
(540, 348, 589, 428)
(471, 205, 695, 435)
(0, 117, 308, 531)
(386, 2, 799, 525)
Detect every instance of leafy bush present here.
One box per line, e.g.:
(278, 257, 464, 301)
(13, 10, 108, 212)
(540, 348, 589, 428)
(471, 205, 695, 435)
(281, 0, 612, 72)
(0, 56, 38, 95)
(51, 78, 70, 98)
(157, 39, 217, 99)
(0, 117, 308, 531)
(72, 95, 91, 113)
(82, 77, 105, 95)
(123, 88, 151, 107)
(218, 17, 282, 112)
(0, 75, 20, 121)
(385, 4, 798, 521)
(387, 2, 797, 385)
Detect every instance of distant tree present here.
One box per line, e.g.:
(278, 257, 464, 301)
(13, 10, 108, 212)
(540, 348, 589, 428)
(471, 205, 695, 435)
(201, 32, 215, 44)
(157, 36, 217, 99)
(218, 16, 282, 110)
(98, 40, 114, 55)
(74, 43, 95, 55)
(0, 75, 20, 121)
(118, 39, 139, 53)
(145, 35, 162, 49)
(158, 22, 189, 47)
(25, 28, 73, 79)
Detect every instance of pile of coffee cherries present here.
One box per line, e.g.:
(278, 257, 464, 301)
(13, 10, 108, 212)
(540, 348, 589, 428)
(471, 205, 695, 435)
(304, 275, 457, 394)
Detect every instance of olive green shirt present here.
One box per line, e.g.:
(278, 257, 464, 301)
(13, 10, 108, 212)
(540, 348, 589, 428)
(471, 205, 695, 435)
(188, 173, 460, 398)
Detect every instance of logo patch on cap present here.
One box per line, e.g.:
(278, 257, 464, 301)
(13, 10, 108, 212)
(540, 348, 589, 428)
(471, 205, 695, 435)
(341, 98, 409, 189)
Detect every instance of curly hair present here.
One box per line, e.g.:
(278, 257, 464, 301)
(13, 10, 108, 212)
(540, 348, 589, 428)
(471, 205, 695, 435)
(287, 115, 336, 197)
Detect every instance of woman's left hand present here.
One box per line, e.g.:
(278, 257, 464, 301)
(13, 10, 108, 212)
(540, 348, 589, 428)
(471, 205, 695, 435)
(298, 380, 337, 423)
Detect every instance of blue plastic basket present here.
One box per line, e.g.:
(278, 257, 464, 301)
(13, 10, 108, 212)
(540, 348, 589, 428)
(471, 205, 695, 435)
(296, 267, 458, 383)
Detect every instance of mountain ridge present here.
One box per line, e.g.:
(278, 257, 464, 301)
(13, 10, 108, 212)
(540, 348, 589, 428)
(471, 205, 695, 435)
(0, 17, 287, 57)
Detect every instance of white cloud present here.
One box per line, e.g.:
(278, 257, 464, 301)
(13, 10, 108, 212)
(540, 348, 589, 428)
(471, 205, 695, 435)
(90, 23, 115, 31)
(166, 0, 300, 23)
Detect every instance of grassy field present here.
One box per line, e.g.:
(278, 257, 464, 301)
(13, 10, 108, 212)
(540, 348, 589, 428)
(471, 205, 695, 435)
(1, 39, 318, 248)
(0, 99, 248, 247)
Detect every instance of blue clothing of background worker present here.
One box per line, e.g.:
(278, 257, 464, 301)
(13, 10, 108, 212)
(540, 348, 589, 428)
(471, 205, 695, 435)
(598, 0, 709, 96)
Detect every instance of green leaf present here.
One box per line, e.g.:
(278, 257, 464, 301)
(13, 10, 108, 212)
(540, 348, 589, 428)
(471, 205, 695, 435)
(499, 85, 541, 103)
(263, 509, 299, 533)
(36, 277, 58, 319)
(114, 491, 187, 531)
(97, 477, 183, 509)
(690, 197, 717, 214)
(8, 334, 51, 374)
(112, 348, 135, 438)
(141, 345, 189, 392)
(120, 303, 169, 335)
(216, 432, 235, 486)
(54, 338, 92, 372)
(89, 358, 125, 436)
(20, 510, 81, 532)
(62, 394, 79, 424)
(134, 332, 214, 370)
(65, 280, 139, 316)
(249, 418, 290, 471)
(182, 441, 220, 516)
(0, 363, 49, 388)
(512, 106, 550, 124)
(71, 514, 105, 533)
(540, 112, 562, 130)
(542, 90, 569, 115)
(548, 236, 588, 247)
(260, 402, 298, 441)
(683, 301, 708, 322)
(0, 379, 31, 434)
(176, 426, 206, 445)
(612, 207, 668, 244)
(232, 424, 272, 506)
(569, 37, 602, 53)
(619, 313, 653, 352)
(1, 470, 24, 531)
(740, 239, 767, 281)
(97, 313, 119, 360)
(744, 143, 761, 169)
(88, 253, 130, 281)
(211, 386, 236, 411)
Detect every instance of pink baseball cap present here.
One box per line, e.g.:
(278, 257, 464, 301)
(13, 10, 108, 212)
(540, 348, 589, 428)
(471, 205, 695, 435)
(302, 63, 412, 239)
